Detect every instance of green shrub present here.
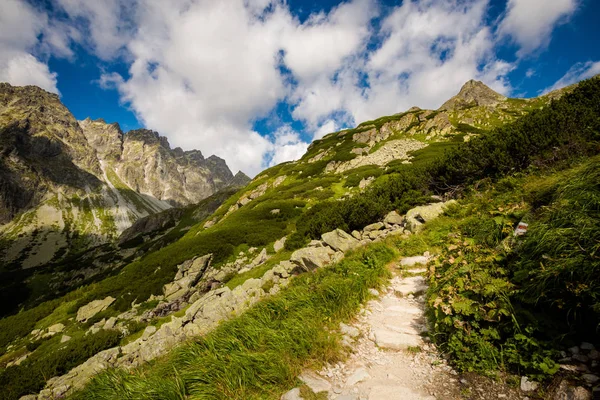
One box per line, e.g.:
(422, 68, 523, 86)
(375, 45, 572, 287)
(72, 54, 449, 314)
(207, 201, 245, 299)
(0, 330, 122, 400)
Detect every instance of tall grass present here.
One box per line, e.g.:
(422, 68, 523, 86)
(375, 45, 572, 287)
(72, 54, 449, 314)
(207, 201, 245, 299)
(73, 243, 395, 400)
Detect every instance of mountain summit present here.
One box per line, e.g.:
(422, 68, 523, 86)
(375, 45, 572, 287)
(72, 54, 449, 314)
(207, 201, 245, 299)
(439, 79, 507, 111)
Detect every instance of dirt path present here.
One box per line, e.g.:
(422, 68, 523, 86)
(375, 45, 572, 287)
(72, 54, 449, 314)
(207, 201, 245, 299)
(284, 255, 464, 400)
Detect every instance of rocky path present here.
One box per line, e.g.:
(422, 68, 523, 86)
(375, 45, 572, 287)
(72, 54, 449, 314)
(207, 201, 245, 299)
(284, 254, 463, 400)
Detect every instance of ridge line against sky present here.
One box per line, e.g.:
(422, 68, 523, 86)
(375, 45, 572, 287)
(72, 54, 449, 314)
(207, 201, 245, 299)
(1, 0, 599, 175)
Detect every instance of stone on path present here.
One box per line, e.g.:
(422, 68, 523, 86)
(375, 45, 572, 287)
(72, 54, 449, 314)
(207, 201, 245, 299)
(368, 385, 436, 399)
(400, 256, 428, 267)
(346, 368, 370, 386)
(299, 372, 331, 394)
(281, 388, 303, 400)
(393, 276, 427, 297)
(373, 328, 421, 350)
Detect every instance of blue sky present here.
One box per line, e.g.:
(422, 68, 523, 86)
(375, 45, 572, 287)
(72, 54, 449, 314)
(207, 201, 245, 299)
(1, 0, 599, 175)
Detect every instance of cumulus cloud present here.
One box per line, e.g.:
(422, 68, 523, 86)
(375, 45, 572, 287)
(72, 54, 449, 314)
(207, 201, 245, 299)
(0, 0, 68, 93)
(543, 61, 600, 94)
(55, 0, 136, 60)
(498, 0, 578, 57)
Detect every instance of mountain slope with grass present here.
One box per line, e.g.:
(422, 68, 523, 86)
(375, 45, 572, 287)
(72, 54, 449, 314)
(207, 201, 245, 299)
(0, 76, 598, 400)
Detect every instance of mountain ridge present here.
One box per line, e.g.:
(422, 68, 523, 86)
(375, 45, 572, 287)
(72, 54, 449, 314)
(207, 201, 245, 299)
(0, 82, 247, 271)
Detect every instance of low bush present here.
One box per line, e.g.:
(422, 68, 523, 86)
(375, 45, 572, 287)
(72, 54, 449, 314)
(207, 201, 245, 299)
(0, 330, 122, 400)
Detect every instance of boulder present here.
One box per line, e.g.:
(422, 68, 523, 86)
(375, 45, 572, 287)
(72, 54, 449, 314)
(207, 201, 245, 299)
(321, 229, 359, 253)
(363, 222, 384, 232)
(274, 236, 287, 252)
(76, 297, 115, 322)
(47, 323, 65, 334)
(384, 211, 404, 225)
(405, 200, 457, 232)
(290, 246, 335, 271)
(250, 248, 268, 267)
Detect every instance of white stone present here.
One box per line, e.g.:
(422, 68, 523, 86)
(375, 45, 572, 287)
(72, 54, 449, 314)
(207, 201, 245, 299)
(340, 323, 360, 338)
(373, 328, 420, 350)
(346, 368, 370, 386)
(520, 376, 539, 392)
(281, 388, 303, 400)
(299, 372, 331, 394)
(400, 256, 428, 267)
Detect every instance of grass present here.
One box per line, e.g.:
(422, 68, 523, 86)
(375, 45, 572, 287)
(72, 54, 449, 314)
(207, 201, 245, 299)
(72, 242, 397, 400)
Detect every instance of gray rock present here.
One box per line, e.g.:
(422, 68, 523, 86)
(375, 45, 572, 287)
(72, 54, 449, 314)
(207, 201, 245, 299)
(251, 248, 269, 267)
(290, 247, 335, 271)
(582, 374, 599, 384)
(104, 317, 117, 330)
(520, 376, 539, 392)
(569, 346, 580, 355)
(76, 297, 116, 322)
(60, 335, 71, 343)
(363, 222, 384, 232)
(281, 388, 303, 400)
(351, 230, 362, 240)
(384, 211, 404, 225)
(47, 323, 65, 334)
(142, 325, 157, 340)
(299, 372, 331, 393)
(551, 380, 592, 400)
(405, 200, 457, 232)
(274, 236, 287, 252)
(340, 322, 360, 338)
(321, 229, 360, 253)
(400, 256, 428, 267)
(346, 368, 370, 386)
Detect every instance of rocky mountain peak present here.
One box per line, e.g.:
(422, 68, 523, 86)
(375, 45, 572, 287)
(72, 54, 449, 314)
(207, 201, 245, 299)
(439, 79, 506, 111)
(125, 129, 171, 149)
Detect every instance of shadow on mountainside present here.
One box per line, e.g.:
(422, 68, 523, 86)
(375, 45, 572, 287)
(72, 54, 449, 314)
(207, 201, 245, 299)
(0, 120, 104, 223)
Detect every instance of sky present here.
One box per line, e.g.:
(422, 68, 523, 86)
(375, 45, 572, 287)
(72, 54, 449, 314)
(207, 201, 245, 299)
(1, 0, 599, 176)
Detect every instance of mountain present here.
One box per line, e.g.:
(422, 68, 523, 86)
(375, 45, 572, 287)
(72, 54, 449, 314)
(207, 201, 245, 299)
(0, 83, 245, 271)
(1, 76, 596, 400)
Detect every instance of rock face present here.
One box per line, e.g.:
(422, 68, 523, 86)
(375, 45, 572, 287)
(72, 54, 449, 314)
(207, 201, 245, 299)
(76, 297, 116, 322)
(0, 84, 245, 270)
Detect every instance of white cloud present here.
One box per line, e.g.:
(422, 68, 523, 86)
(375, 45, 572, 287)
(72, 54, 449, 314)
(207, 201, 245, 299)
(498, 0, 578, 57)
(314, 120, 339, 140)
(0, 0, 67, 93)
(265, 125, 309, 167)
(543, 61, 600, 94)
(55, 0, 136, 60)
